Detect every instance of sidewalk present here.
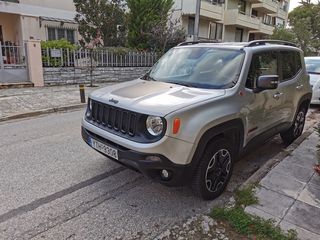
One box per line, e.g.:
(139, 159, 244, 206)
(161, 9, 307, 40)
(0, 83, 112, 121)
(246, 132, 320, 240)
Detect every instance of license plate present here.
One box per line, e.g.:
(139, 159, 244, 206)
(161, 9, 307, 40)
(90, 138, 119, 160)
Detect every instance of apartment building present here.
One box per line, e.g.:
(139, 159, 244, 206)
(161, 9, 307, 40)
(174, 0, 290, 42)
(0, 0, 78, 46)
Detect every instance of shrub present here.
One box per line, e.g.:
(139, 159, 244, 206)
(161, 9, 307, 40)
(41, 39, 78, 50)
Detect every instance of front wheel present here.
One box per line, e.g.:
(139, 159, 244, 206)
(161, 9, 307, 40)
(192, 138, 234, 200)
(280, 106, 307, 144)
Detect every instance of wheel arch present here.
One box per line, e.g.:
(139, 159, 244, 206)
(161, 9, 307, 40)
(190, 119, 245, 172)
(298, 93, 312, 110)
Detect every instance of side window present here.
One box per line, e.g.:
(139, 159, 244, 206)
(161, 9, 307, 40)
(281, 51, 302, 82)
(246, 52, 278, 89)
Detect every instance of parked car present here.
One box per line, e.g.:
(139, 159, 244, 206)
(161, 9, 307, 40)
(82, 40, 312, 200)
(305, 56, 320, 105)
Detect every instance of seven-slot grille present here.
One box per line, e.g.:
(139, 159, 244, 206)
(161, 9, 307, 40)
(89, 100, 138, 137)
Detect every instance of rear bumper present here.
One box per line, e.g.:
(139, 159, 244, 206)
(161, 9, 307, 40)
(82, 127, 194, 186)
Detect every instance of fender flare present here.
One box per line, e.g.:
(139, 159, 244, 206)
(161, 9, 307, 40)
(189, 119, 245, 173)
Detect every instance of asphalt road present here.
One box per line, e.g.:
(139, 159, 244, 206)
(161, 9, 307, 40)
(0, 108, 318, 240)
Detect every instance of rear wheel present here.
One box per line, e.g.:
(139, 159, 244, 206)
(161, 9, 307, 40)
(280, 106, 307, 144)
(192, 138, 234, 200)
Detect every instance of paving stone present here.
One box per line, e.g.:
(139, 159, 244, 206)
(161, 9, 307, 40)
(280, 220, 320, 240)
(245, 206, 280, 224)
(298, 182, 320, 208)
(260, 171, 306, 198)
(280, 150, 317, 170)
(272, 160, 314, 183)
(310, 174, 320, 186)
(249, 187, 295, 218)
(284, 200, 320, 235)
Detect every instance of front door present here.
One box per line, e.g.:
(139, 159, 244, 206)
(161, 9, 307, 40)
(244, 51, 284, 144)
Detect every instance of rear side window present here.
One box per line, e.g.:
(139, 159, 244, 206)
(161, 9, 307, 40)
(280, 51, 302, 82)
(246, 52, 278, 89)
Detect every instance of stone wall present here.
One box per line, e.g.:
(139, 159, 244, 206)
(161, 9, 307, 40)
(43, 67, 150, 85)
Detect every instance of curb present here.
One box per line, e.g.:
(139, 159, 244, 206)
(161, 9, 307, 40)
(0, 82, 34, 89)
(241, 129, 314, 189)
(0, 103, 86, 123)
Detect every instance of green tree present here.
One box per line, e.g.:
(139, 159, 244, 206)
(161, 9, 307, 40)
(74, 0, 126, 47)
(288, 1, 320, 55)
(270, 26, 295, 43)
(127, 0, 183, 51)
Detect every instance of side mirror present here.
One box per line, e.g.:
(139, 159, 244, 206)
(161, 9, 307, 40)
(254, 75, 279, 93)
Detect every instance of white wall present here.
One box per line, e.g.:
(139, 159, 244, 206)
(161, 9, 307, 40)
(19, 0, 75, 12)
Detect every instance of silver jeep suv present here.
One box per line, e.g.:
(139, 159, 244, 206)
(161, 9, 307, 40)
(82, 40, 312, 200)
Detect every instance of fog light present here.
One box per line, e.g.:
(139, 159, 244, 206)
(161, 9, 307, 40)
(161, 169, 172, 180)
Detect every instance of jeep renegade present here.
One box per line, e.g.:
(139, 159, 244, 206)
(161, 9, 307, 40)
(82, 40, 312, 200)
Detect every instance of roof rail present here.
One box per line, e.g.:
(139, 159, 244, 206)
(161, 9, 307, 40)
(177, 40, 221, 46)
(246, 40, 296, 47)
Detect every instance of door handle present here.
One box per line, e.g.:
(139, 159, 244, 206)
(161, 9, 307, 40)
(273, 92, 283, 100)
(296, 84, 304, 90)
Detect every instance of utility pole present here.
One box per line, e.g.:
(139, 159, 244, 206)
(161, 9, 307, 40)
(194, 0, 201, 41)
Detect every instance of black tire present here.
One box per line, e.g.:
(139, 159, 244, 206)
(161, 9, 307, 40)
(280, 106, 307, 144)
(192, 138, 234, 200)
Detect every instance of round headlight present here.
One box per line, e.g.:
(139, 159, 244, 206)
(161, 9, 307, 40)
(146, 116, 164, 136)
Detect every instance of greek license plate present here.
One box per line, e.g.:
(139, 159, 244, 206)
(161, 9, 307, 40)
(90, 138, 118, 160)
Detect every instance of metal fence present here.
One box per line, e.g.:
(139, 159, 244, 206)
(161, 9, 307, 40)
(41, 48, 159, 68)
(1, 43, 26, 67)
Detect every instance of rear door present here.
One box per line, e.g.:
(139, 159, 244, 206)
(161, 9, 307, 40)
(278, 50, 303, 123)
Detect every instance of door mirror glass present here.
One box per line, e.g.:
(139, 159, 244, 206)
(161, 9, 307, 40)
(255, 75, 279, 92)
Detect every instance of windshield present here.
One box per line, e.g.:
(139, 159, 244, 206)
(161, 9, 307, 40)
(146, 47, 245, 89)
(305, 58, 320, 74)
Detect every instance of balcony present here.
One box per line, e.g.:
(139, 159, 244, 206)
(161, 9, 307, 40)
(252, 0, 278, 14)
(259, 22, 274, 35)
(224, 9, 260, 30)
(182, 0, 224, 21)
(277, 7, 288, 19)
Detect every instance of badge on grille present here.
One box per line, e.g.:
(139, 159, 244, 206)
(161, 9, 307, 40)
(109, 98, 119, 104)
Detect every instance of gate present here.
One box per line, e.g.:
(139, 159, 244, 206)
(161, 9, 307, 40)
(0, 42, 29, 83)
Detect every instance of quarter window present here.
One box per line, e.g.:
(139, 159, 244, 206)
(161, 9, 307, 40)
(246, 52, 278, 89)
(280, 51, 302, 81)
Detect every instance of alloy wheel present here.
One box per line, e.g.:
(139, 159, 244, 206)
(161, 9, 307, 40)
(205, 149, 231, 193)
(293, 111, 305, 138)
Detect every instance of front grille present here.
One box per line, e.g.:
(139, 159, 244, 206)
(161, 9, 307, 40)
(89, 100, 138, 137)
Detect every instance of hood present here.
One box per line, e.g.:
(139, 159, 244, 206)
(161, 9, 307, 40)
(90, 79, 226, 116)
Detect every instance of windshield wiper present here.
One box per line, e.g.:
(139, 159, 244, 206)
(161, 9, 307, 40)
(166, 81, 197, 88)
(142, 72, 157, 81)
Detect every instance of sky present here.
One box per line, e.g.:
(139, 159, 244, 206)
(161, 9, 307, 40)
(289, 0, 318, 12)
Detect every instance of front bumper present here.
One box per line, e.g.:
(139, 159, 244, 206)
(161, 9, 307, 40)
(82, 127, 194, 186)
